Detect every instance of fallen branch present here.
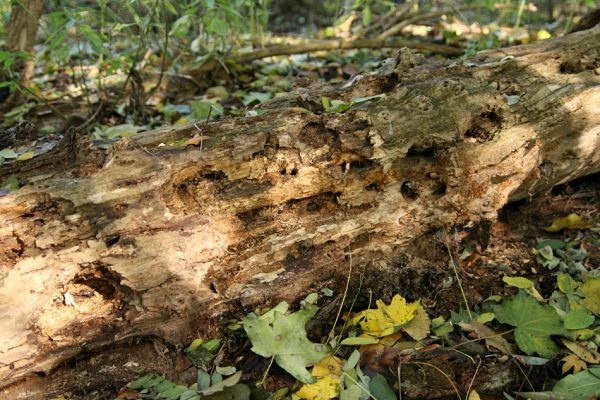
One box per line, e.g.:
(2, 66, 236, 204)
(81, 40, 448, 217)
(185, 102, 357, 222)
(189, 37, 463, 78)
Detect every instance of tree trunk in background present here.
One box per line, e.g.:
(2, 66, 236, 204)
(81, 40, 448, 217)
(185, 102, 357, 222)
(1, 25, 600, 390)
(0, 0, 44, 109)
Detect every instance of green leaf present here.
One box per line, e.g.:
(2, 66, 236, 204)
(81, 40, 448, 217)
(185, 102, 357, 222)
(241, 92, 272, 106)
(199, 371, 242, 396)
(180, 389, 201, 400)
(493, 292, 566, 358)
(369, 374, 396, 400)
(79, 24, 104, 53)
(158, 385, 188, 400)
(0, 148, 18, 159)
(538, 239, 566, 251)
(564, 309, 595, 330)
(342, 350, 361, 372)
(216, 366, 237, 376)
(580, 277, 600, 315)
(340, 384, 362, 400)
(204, 384, 251, 400)
(557, 273, 579, 294)
(191, 101, 223, 120)
(242, 303, 329, 383)
(503, 276, 534, 289)
(203, 338, 222, 353)
(519, 368, 600, 400)
(1, 174, 19, 190)
(198, 370, 211, 390)
(128, 374, 155, 389)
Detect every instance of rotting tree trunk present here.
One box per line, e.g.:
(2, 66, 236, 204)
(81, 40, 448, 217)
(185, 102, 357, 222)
(1, 26, 600, 389)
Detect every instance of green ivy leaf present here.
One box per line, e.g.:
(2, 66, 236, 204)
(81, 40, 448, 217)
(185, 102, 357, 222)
(493, 292, 566, 358)
(242, 302, 329, 383)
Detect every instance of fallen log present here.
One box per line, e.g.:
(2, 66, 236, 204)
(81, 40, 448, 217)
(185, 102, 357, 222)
(1, 25, 599, 389)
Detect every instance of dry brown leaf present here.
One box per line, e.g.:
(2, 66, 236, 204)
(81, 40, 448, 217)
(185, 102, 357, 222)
(185, 133, 211, 146)
(561, 338, 600, 364)
(458, 321, 516, 355)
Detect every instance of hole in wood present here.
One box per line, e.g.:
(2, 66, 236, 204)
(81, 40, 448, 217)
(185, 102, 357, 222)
(401, 181, 419, 201)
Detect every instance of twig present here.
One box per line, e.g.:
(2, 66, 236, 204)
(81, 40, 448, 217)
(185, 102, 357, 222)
(465, 358, 482, 399)
(443, 226, 473, 321)
(327, 247, 353, 345)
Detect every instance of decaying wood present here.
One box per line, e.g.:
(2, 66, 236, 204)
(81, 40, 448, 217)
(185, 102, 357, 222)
(1, 26, 600, 389)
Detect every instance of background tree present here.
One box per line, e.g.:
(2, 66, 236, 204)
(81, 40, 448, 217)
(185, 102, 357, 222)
(0, 0, 44, 110)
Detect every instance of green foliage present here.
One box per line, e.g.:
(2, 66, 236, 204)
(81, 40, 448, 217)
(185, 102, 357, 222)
(493, 291, 566, 358)
(519, 368, 600, 400)
(369, 374, 396, 400)
(242, 301, 329, 383)
(536, 238, 588, 277)
(128, 368, 245, 400)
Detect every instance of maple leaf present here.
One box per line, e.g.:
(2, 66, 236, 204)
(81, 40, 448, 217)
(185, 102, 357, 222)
(243, 302, 329, 383)
(295, 356, 343, 400)
(350, 294, 419, 337)
(493, 291, 566, 358)
(561, 354, 587, 374)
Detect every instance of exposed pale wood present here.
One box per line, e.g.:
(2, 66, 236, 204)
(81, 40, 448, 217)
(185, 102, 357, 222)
(1, 26, 600, 388)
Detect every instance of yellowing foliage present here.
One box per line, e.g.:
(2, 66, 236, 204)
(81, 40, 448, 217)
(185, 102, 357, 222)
(294, 355, 343, 400)
(544, 213, 590, 232)
(350, 294, 419, 337)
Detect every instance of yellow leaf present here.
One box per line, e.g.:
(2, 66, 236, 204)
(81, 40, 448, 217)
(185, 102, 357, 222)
(467, 389, 481, 400)
(544, 213, 590, 232)
(295, 376, 340, 400)
(378, 295, 420, 326)
(537, 29, 551, 40)
(175, 117, 190, 124)
(351, 294, 419, 337)
(561, 353, 587, 374)
(311, 355, 343, 378)
(16, 151, 34, 161)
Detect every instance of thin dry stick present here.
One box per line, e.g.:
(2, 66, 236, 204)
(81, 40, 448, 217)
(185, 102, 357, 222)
(465, 358, 482, 399)
(397, 362, 403, 400)
(443, 227, 473, 320)
(512, 357, 535, 392)
(327, 247, 353, 344)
